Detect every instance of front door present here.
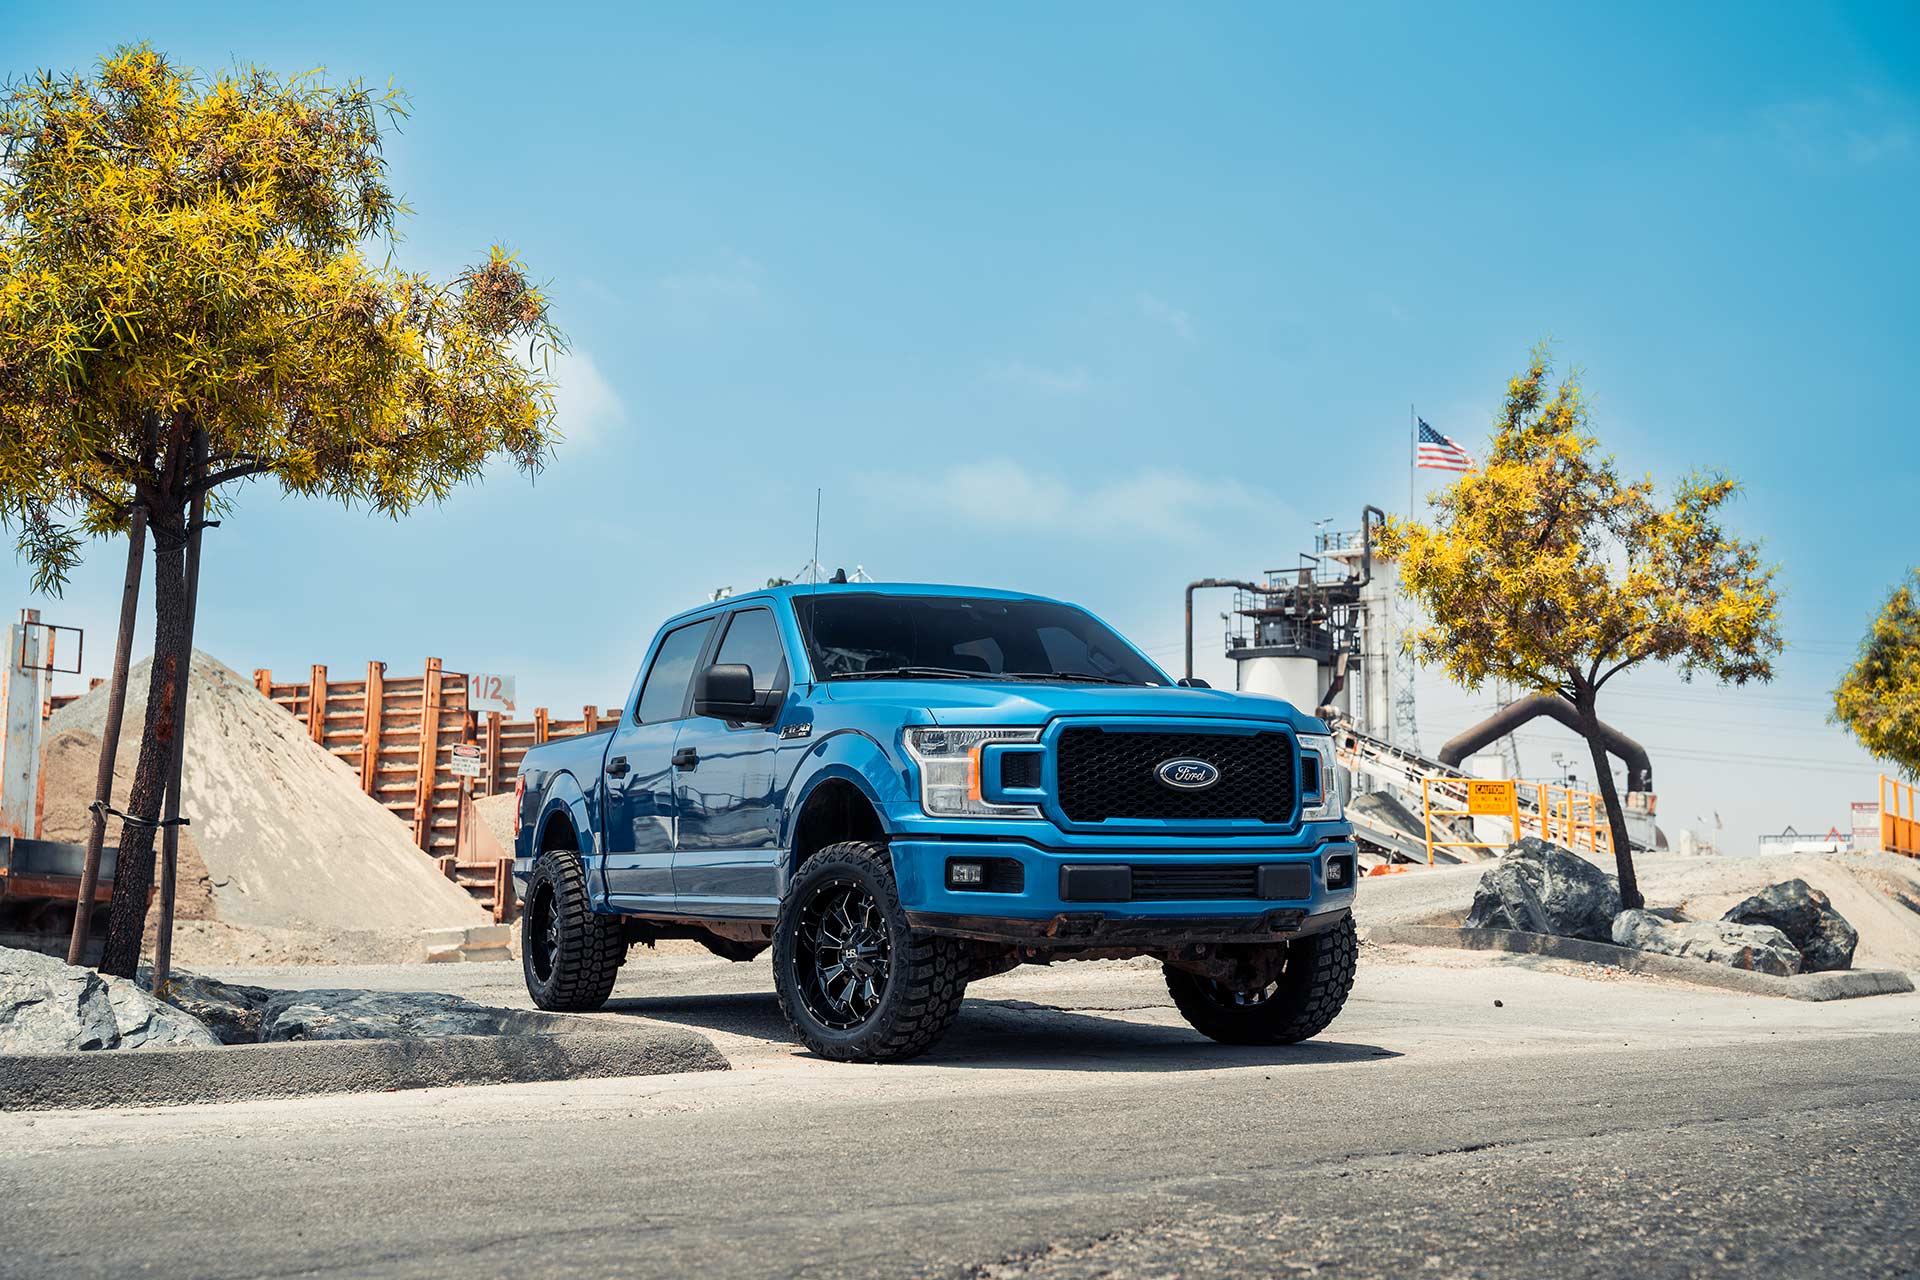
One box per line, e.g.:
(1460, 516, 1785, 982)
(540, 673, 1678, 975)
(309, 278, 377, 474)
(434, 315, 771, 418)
(671, 606, 794, 917)
(601, 615, 718, 906)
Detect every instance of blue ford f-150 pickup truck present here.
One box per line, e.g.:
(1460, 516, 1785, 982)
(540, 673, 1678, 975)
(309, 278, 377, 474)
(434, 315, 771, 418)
(513, 583, 1357, 1061)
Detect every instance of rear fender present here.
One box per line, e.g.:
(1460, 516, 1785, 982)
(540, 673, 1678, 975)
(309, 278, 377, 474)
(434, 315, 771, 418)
(526, 770, 599, 902)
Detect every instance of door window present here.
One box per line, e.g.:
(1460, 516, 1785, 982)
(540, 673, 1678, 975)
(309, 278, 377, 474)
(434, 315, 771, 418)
(634, 618, 716, 723)
(714, 608, 789, 693)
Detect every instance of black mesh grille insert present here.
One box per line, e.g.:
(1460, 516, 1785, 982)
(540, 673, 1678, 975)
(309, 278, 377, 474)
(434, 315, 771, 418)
(999, 750, 1043, 790)
(1055, 728, 1296, 824)
(1131, 864, 1259, 901)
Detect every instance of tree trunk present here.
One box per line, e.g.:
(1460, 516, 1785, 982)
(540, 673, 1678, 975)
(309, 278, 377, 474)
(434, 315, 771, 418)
(1574, 689, 1642, 910)
(67, 506, 147, 965)
(97, 528, 192, 978)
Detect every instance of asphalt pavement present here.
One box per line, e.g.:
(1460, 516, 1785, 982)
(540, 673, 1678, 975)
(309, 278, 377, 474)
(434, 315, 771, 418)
(3, 943, 1917, 1278)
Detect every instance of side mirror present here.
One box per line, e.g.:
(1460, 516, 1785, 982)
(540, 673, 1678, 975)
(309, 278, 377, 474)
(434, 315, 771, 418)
(1177, 676, 1212, 689)
(694, 663, 779, 724)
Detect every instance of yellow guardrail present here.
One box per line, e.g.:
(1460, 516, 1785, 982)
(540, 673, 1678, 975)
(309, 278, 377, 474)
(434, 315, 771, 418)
(1883, 774, 1920, 857)
(1420, 777, 1613, 866)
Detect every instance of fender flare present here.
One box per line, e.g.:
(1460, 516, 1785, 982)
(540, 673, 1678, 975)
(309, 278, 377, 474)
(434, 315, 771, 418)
(530, 770, 595, 861)
(779, 729, 911, 860)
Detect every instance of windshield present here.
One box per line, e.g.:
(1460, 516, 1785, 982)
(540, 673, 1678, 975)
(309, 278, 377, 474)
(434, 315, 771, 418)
(792, 594, 1167, 685)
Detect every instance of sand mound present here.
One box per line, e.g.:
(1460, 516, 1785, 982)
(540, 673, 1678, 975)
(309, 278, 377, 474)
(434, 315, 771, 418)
(47, 652, 490, 937)
(472, 792, 517, 861)
(39, 727, 219, 922)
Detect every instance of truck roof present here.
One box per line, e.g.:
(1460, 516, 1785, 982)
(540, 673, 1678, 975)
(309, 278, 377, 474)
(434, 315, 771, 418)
(658, 581, 1069, 627)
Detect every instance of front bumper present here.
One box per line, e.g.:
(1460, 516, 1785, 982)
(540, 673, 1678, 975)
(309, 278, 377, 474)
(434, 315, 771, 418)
(905, 903, 1352, 948)
(888, 834, 1358, 949)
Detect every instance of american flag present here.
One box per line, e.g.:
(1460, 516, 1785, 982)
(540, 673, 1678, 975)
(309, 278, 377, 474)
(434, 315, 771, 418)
(1416, 419, 1474, 472)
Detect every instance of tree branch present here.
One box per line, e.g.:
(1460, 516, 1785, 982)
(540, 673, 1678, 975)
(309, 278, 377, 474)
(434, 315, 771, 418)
(191, 461, 272, 494)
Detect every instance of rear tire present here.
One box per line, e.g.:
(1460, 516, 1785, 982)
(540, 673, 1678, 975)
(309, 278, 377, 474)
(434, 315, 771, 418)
(522, 848, 625, 1012)
(1165, 916, 1357, 1045)
(773, 840, 968, 1062)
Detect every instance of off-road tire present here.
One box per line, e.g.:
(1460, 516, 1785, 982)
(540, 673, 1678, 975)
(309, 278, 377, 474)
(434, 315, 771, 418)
(773, 840, 968, 1062)
(522, 848, 626, 1011)
(1164, 915, 1357, 1045)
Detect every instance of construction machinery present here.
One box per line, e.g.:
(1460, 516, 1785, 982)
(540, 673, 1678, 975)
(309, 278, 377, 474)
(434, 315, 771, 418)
(1183, 509, 1662, 868)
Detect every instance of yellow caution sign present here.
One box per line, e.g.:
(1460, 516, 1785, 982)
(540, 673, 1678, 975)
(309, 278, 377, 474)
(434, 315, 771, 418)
(1466, 779, 1517, 816)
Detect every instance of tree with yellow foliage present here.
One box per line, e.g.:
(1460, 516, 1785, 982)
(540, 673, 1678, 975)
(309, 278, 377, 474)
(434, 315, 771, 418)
(1383, 349, 1782, 908)
(1833, 574, 1920, 779)
(0, 46, 565, 975)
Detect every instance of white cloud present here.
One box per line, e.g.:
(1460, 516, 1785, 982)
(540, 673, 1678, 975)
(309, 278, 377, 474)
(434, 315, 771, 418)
(985, 361, 1093, 396)
(1759, 90, 1913, 168)
(1137, 293, 1196, 343)
(547, 349, 625, 447)
(865, 459, 1272, 543)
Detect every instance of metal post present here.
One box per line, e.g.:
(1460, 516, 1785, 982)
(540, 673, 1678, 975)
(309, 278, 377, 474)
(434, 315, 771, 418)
(0, 610, 46, 839)
(152, 426, 208, 988)
(68, 515, 147, 964)
(1421, 777, 1434, 867)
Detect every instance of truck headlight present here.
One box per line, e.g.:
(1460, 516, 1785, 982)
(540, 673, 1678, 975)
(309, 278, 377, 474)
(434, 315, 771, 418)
(1298, 733, 1344, 822)
(903, 727, 1043, 819)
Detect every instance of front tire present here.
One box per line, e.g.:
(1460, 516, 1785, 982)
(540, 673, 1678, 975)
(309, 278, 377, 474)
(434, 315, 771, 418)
(773, 841, 968, 1062)
(522, 848, 626, 1012)
(1165, 916, 1357, 1045)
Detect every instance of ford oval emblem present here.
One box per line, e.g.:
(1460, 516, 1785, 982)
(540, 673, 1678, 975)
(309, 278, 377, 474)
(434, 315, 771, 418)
(1156, 758, 1220, 791)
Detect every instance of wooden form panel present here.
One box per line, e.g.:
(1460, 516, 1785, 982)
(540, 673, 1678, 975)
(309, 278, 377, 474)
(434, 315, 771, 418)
(248, 658, 621, 921)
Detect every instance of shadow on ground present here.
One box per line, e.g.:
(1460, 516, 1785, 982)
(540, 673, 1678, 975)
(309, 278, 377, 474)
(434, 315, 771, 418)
(603, 990, 1400, 1073)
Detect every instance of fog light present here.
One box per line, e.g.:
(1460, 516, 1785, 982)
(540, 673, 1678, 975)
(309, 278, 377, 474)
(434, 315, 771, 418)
(1326, 854, 1355, 890)
(948, 861, 985, 887)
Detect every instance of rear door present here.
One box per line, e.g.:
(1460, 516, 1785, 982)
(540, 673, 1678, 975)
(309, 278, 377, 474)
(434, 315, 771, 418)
(601, 616, 718, 907)
(671, 605, 793, 916)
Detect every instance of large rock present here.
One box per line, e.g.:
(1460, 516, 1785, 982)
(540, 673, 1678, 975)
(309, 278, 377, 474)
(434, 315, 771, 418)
(1465, 837, 1622, 942)
(1722, 879, 1858, 972)
(257, 989, 531, 1042)
(1611, 910, 1804, 976)
(0, 947, 218, 1053)
(149, 971, 276, 1045)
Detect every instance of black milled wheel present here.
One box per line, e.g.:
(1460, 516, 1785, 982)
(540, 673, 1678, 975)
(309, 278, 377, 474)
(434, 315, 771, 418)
(522, 848, 626, 1011)
(1164, 915, 1357, 1045)
(773, 840, 968, 1062)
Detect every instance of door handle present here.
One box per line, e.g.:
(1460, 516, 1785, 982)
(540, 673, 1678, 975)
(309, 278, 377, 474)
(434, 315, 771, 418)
(607, 755, 630, 778)
(672, 747, 700, 771)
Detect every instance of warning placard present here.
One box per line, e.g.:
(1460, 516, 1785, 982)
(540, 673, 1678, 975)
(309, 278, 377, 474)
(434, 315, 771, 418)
(1466, 779, 1516, 816)
(449, 743, 485, 779)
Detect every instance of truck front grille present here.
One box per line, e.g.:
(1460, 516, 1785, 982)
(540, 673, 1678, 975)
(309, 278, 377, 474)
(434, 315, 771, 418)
(1130, 864, 1259, 900)
(1055, 727, 1296, 825)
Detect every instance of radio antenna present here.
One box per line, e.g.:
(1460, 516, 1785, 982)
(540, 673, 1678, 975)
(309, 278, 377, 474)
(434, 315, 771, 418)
(811, 488, 826, 689)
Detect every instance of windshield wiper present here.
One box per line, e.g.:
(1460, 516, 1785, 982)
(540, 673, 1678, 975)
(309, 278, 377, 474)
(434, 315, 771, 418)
(1005, 671, 1137, 685)
(829, 666, 985, 681)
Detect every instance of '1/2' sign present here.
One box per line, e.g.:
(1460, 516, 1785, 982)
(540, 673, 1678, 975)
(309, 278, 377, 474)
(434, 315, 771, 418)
(468, 673, 516, 715)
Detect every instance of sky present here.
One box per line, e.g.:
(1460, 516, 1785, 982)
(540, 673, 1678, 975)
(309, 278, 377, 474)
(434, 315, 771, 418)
(5, 1, 1918, 853)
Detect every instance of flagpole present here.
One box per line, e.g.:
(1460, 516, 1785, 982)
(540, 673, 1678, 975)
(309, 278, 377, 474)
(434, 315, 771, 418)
(1408, 404, 1416, 519)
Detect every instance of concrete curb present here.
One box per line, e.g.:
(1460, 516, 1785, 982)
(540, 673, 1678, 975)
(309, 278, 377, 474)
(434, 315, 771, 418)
(1365, 924, 1915, 1001)
(0, 1019, 727, 1112)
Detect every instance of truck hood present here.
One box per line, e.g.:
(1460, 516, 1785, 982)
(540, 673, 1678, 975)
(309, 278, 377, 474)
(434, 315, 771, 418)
(815, 678, 1323, 731)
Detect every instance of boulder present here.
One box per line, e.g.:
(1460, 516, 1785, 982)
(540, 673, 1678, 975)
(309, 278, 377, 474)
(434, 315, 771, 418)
(1722, 879, 1858, 972)
(257, 989, 530, 1042)
(0, 946, 218, 1053)
(1465, 837, 1622, 942)
(149, 971, 276, 1045)
(1611, 910, 1804, 977)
